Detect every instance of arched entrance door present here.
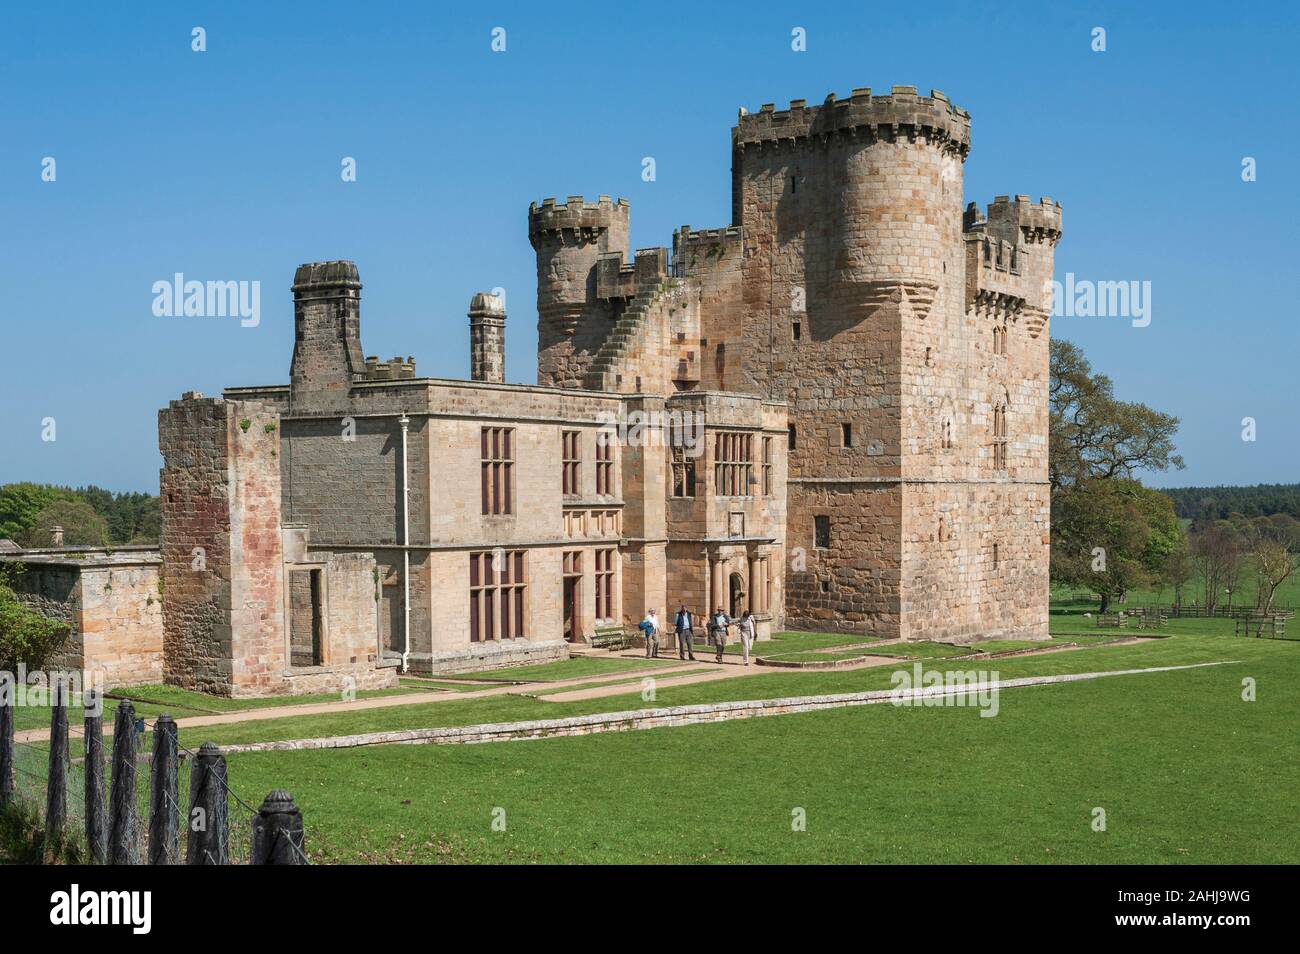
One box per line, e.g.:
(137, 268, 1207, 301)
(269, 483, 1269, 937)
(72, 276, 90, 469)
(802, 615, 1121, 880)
(729, 572, 745, 618)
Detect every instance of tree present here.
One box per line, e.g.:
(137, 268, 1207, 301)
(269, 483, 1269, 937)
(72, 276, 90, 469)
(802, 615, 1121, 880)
(0, 483, 79, 541)
(1190, 522, 1243, 615)
(1050, 339, 1185, 491)
(1162, 538, 1196, 610)
(1244, 514, 1299, 615)
(0, 569, 70, 672)
(1051, 478, 1183, 613)
(17, 499, 109, 548)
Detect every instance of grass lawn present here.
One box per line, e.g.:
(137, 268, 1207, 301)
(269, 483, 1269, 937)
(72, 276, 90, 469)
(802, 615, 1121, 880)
(218, 628, 1300, 863)
(717, 629, 880, 657)
(11, 681, 425, 733)
(856, 641, 970, 659)
(13, 614, 1298, 863)
(432, 655, 679, 683)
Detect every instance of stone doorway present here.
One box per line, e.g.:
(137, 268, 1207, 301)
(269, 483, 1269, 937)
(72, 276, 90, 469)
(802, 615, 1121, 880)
(289, 568, 324, 666)
(729, 571, 745, 618)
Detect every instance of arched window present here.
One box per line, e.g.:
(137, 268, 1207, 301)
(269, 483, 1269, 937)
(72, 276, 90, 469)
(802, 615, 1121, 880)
(941, 418, 953, 450)
(992, 400, 1008, 470)
(938, 516, 949, 543)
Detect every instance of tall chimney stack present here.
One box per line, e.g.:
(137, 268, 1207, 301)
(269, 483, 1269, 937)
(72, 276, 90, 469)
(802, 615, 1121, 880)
(468, 292, 506, 384)
(290, 260, 365, 414)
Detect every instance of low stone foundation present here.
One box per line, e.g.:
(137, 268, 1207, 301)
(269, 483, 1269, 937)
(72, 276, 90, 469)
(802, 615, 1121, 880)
(410, 638, 570, 675)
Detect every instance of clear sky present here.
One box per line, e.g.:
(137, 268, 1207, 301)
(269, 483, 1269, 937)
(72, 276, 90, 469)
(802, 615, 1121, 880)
(2, 0, 1296, 492)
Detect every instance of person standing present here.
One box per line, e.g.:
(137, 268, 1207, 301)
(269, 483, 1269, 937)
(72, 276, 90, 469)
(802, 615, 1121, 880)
(738, 608, 756, 666)
(709, 607, 731, 664)
(642, 608, 660, 658)
(674, 604, 695, 661)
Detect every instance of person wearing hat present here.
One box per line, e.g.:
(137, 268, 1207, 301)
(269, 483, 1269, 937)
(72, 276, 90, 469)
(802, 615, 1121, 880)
(709, 607, 732, 664)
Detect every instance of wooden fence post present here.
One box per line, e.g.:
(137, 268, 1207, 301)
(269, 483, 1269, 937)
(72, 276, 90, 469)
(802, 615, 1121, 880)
(0, 672, 14, 810)
(108, 701, 139, 865)
(251, 790, 306, 864)
(148, 713, 180, 864)
(84, 689, 107, 863)
(186, 741, 229, 865)
(46, 683, 69, 842)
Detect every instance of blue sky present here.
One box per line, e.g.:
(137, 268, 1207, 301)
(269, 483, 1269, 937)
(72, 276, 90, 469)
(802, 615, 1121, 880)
(1, 0, 1296, 492)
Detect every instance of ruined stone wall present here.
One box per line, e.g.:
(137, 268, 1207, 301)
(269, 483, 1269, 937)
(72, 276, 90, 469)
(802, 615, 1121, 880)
(159, 397, 237, 693)
(4, 557, 165, 686)
(158, 395, 287, 696)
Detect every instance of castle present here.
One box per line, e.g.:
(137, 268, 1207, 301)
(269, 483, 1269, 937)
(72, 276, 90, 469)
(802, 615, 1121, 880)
(5, 85, 1060, 696)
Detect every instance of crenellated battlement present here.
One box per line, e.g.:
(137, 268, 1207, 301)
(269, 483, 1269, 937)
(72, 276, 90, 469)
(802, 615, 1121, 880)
(732, 86, 971, 157)
(362, 355, 416, 381)
(528, 195, 630, 247)
(967, 195, 1063, 246)
(596, 247, 670, 300)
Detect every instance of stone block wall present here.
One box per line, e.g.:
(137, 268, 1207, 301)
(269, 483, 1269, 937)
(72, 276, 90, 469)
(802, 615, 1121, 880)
(3, 552, 164, 688)
(159, 394, 287, 696)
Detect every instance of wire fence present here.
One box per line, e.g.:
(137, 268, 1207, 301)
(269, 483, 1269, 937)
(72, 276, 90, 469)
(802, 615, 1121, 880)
(1, 692, 309, 865)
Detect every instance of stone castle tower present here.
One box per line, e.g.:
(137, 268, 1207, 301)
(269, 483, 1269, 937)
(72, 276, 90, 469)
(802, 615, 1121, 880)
(532, 85, 1061, 641)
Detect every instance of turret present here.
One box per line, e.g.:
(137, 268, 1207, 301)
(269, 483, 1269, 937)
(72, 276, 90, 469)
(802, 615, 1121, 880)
(468, 292, 506, 383)
(963, 195, 1063, 331)
(528, 195, 630, 388)
(527, 195, 630, 331)
(732, 87, 971, 324)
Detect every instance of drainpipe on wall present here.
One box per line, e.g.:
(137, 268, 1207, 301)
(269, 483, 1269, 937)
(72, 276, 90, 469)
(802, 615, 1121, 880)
(399, 413, 411, 673)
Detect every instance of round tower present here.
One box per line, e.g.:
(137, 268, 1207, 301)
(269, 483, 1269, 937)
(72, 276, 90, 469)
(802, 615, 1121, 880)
(527, 195, 629, 386)
(527, 195, 628, 327)
(733, 87, 971, 323)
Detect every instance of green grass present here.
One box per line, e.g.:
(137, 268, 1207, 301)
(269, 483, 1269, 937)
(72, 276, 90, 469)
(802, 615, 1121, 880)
(717, 629, 880, 657)
(219, 629, 1300, 863)
(11, 681, 424, 733)
(1052, 558, 1300, 613)
(765, 650, 877, 663)
(1050, 598, 1252, 638)
(111, 682, 424, 712)
(432, 655, 679, 683)
(856, 641, 969, 659)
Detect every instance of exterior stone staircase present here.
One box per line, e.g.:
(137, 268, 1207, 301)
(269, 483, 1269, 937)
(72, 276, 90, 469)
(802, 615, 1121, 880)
(582, 279, 674, 391)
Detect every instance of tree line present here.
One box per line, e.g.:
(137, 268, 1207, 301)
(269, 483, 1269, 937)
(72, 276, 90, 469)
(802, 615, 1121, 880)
(0, 482, 160, 548)
(1160, 483, 1300, 523)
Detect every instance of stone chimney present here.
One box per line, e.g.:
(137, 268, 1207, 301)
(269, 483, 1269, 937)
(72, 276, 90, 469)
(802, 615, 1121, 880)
(50, 525, 64, 547)
(468, 292, 506, 384)
(290, 261, 365, 414)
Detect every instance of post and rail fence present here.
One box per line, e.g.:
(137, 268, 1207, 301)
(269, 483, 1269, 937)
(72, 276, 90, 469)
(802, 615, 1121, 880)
(0, 684, 308, 865)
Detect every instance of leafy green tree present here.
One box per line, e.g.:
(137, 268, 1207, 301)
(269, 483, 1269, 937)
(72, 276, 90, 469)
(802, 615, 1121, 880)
(17, 499, 109, 548)
(1050, 339, 1184, 492)
(0, 569, 70, 672)
(0, 483, 79, 541)
(1051, 479, 1183, 613)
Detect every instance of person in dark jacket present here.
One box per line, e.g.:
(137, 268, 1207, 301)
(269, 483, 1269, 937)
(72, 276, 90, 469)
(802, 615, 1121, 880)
(674, 605, 695, 661)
